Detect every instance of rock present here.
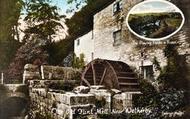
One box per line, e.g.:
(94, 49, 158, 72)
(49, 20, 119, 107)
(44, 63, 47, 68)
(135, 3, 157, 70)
(90, 89, 111, 111)
(73, 86, 90, 94)
(112, 92, 133, 112)
(90, 85, 105, 90)
(62, 92, 95, 105)
(110, 89, 122, 95)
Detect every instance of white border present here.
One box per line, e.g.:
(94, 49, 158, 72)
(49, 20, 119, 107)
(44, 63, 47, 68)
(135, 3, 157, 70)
(126, 0, 185, 41)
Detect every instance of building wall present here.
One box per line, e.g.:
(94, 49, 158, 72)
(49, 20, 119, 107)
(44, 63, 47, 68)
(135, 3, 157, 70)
(74, 31, 94, 64)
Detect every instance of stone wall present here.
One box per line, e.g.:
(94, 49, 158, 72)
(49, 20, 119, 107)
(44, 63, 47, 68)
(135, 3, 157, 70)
(25, 64, 140, 119)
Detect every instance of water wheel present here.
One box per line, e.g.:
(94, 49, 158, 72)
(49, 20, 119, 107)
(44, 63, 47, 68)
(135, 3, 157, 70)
(81, 59, 140, 91)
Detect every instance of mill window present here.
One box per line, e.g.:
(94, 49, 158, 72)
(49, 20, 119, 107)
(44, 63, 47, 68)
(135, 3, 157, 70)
(77, 39, 80, 46)
(113, 0, 122, 14)
(113, 30, 121, 46)
(141, 65, 154, 80)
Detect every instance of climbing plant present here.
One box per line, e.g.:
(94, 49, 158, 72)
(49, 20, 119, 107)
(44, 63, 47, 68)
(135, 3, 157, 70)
(153, 57, 161, 71)
(158, 44, 188, 90)
(72, 53, 85, 69)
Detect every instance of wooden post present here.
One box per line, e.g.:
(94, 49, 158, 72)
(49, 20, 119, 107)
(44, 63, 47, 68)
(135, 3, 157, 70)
(41, 65, 45, 79)
(1, 72, 4, 84)
(23, 70, 26, 84)
(100, 68, 107, 85)
(91, 63, 96, 85)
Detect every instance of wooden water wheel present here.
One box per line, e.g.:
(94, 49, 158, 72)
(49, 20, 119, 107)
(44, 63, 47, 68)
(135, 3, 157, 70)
(81, 59, 140, 91)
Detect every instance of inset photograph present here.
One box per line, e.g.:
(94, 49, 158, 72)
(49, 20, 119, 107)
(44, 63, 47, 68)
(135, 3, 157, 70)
(127, 0, 185, 41)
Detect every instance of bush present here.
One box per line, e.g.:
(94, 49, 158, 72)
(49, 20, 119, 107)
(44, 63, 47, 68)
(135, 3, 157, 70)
(72, 53, 85, 69)
(133, 79, 158, 108)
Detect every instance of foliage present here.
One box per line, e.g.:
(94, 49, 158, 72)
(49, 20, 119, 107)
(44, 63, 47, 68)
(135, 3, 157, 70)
(6, 35, 48, 81)
(158, 44, 188, 90)
(133, 79, 158, 108)
(159, 88, 185, 112)
(46, 0, 115, 66)
(128, 113, 144, 119)
(24, 0, 65, 42)
(132, 80, 185, 118)
(62, 52, 73, 67)
(0, 40, 22, 71)
(153, 57, 161, 71)
(34, 112, 53, 119)
(128, 12, 182, 38)
(44, 38, 74, 65)
(6, 0, 68, 80)
(163, 44, 178, 58)
(133, 44, 188, 119)
(66, 0, 115, 37)
(0, 0, 24, 41)
(0, 0, 23, 71)
(72, 53, 85, 69)
(23, 0, 70, 66)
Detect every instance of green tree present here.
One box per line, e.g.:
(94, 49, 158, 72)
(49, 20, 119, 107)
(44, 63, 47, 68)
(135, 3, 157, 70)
(0, 0, 23, 71)
(24, 0, 65, 42)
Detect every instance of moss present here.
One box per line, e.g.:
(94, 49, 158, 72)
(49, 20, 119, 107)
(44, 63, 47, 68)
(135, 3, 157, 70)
(48, 81, 79, 91)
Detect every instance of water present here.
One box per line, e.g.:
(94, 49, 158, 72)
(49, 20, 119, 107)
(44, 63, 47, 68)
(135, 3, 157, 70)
(0, 85, 28, 119)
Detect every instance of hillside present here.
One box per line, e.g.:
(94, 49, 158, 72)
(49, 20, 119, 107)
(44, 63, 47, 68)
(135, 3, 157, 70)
(128, 12, 183, 38)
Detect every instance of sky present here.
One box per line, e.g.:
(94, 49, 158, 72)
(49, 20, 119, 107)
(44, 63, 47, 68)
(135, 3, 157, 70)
(50, 0, 85, 17)
(131, 1, 180, 14)
(50, 0, 72, 16)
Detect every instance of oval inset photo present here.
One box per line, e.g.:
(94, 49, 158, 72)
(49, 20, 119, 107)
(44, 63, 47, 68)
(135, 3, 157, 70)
(126, 0, 185, 41)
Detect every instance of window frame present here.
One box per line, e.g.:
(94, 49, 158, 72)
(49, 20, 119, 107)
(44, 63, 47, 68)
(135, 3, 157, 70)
(77, 39, 80, 46)
(113, 30, 122, 46)
(141, 65, 154, 80)
(113, 0, 122, 14)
